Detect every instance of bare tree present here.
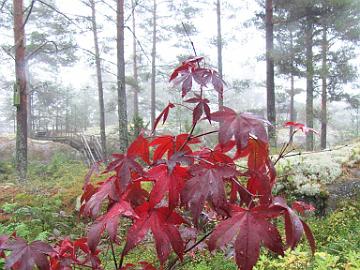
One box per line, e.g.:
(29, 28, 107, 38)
(117, 0, 128, 151)
(89, 0, 107, 159)
(13, 0, 28, 181)
(265, 0, 276, 147)
(150, 0, 157, 131)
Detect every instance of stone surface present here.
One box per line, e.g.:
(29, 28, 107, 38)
(325, 172, 360, 214)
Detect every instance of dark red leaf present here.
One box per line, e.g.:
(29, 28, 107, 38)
(181, 164, 238, 224)
(105, 154, 143, 192)
(211, 70, 225, 96)
(208, 207, 283, 270)
(124, 203, 185, 265)
(210, 107, 270, 151)
(301, 219, 316, 254)
(87, 200, 138, 252)
(2, 238, 54, 270)
(272, 197, 315, 251)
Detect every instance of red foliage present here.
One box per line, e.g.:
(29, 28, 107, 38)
(0, 56, 316, 270)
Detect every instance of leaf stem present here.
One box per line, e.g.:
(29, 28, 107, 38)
(110, 240, 118, 270)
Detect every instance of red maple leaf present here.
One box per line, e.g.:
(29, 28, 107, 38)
(121, 261, 157, 270)
(210, 107, 270, 150)
(87, 200, 138, 252)
(127, 134, 150, 164)
(169, 56, 203, 82)
(181, 164, 238, 224)
(147, 164, 190, 210)
(170, 57, 225, 98)
(208, 206, 284, 270)
(272, 197, 316, 253)
(284, 121, 319, 134)
(123, 203, 185, 264)
(153, 102, 175, 132)
(2, 238, 54, 270)
(150, 133, 200, 162)
(81, 177, 120, 218)
(291, 201, 316, 215)
(105, 153, 143, 192)
(50, 238, 101, 270)
(185, 96, 211, 124)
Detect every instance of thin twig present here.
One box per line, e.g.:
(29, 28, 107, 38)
(110, 240, 119, 270)
(22, 0, 35, 29)
(166, 230, 214, 270)
(281, 144, 349, 159)
(181, 21, 197, 56)
(0, 0, 7, 13)
(26, 40, 58, 61)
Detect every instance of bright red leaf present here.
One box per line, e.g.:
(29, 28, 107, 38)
(150, 133, 200, 162)
(284, 121, 319, 134)
(127, 134, 150, 164)
(292, 201, 316, 215)
(153, 102, 175, 132)
(147, 164, 190, 210)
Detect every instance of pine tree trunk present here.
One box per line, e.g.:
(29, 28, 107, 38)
(265, 0, 276, 147)
(117, 0, 128, 152)
(289, 30, 295, 142)
(320, 26, 327, 150)
(13, 0, 28, 181)
(150, 0, 157, 130)
(131, 0, 140, 136)
(305, 15, 314, 151)
(90, 0, 107, 160)
(216, 0, 223, 110)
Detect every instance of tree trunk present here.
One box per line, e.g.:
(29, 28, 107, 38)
(90, 0, 107, 160)
(265, 0, 276, 147)
(150, 0, 157, 131)
(289, 30, 295, 142)
(320, 26, 327, 149)
(216, 0, 223, 109)
(13, 0, 28, 181)
(117, 0, 128, 152)
(305, 15, 314, 151)
(131, 0, 140, 137)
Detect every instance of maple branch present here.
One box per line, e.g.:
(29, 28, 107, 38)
(273, 130, 298, 166)
(282, 144, 349, 159)
(166, 229, 214, 270)
(110, 240, 118, 270)
(191, 129, 218, 140)
(118, 248, 126, 269)
(178, 123, 197, 152)
(172, 102, 193, 111)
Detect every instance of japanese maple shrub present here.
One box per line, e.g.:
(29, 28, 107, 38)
(0, 57, 315, 270)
